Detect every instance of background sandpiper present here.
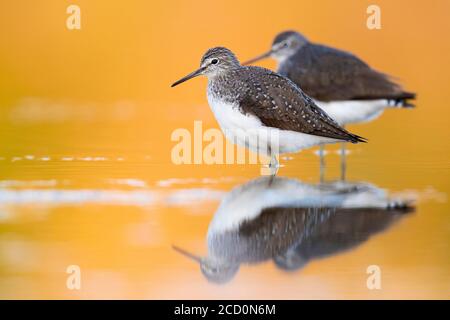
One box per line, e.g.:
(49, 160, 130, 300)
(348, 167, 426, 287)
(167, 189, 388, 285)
(171, 47, 366, 174)
(245, 30, 416, 124)
(244, 31, 415, 178)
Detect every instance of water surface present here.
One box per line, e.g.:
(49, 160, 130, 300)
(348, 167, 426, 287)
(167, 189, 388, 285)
(0, 0, 449, 299)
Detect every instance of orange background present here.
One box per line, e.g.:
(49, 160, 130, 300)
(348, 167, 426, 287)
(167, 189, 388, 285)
(0, 0, 449, 299)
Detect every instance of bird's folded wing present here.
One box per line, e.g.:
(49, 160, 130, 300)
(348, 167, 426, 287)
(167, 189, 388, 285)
(289, 44, 415, 102)
(239, 71, 365, 143)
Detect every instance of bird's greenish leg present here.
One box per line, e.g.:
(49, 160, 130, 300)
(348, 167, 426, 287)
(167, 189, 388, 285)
(269, 153, 279, 176)
(319, 145, 326, 183)
(340, 142, 347, 181)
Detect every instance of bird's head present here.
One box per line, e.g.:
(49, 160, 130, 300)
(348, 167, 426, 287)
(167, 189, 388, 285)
(200, 258, 240, 285)
(243, 30, 308, 65)
(172, 245, 239, 284)
(273, 249, 309, 271)
(171, 47, 240, 87)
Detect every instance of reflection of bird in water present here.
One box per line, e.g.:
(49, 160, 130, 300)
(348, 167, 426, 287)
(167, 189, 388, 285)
(173, 176, 413, 284)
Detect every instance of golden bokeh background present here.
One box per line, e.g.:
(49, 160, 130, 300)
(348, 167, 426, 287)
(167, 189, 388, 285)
(0, 0, 449, 299)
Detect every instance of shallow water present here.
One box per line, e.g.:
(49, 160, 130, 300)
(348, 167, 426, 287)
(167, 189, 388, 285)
(0, 99, 448, 299)
(0, 0, 449, 299)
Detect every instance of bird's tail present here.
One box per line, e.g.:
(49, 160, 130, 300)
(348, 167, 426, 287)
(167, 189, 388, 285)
(347, 132, 368, 144)
(386, 200, 415, 213)
(326, 122, 368, 144)
(387, 91, 416, 108)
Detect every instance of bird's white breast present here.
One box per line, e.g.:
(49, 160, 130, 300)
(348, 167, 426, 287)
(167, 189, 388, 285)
(315, 99, 392, 125)
(208, 177, 394, 235)
(206, 92, 338, 155)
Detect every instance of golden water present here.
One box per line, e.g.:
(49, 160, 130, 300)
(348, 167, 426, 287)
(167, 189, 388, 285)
(0, 0, 449, 299)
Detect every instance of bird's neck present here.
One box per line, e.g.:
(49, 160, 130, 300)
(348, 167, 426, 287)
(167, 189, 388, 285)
(274, 45, 305, 66)
(207, 69, 242, 102)
(273, 52, 295, 65)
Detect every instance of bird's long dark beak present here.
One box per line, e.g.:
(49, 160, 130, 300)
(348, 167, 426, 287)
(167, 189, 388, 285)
(171, 67, 206, 87)
(242, 50, 273, 66)
(172, 245, 202, 263)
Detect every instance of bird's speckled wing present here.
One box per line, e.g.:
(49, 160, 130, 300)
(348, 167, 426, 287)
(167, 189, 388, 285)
(239, 67, 366, 143)
(281, 43, 415, 102)
(272, 205, 412, 271)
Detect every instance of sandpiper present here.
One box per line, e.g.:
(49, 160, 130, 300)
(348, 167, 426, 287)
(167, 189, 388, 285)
(171, 47, 366, 174)
(244, 31, 416, 124)
(244, 31, 415, 178)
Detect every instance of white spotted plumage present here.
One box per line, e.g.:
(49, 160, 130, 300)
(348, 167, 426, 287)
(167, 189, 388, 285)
(207, 91, 339, 155)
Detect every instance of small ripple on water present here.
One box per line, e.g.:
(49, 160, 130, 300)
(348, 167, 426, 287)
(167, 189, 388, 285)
(107, 179, 148, 188)
(0, 179, 60, 188)
(156, 177, 237, 187)
(165, 188, 225, 205)
(392, 186, 448, 203)
(0, 155, 129, 162)
(0, 189, 156, 206)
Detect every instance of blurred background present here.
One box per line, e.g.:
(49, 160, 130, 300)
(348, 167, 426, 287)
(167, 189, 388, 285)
(0, 0, 449, 299)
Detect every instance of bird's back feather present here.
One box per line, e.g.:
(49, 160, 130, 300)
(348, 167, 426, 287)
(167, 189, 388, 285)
(280, 43, 416, 105)
(236, 67, 366, 143)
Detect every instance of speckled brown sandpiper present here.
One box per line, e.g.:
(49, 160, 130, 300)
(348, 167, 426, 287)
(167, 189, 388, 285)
(172, 47, 366, 173)
(244, 30, 416, 124)
(244, 31, 415, 179)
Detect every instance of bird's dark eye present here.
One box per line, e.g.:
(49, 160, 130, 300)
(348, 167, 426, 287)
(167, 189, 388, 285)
(282, 42, 288, 48)
(211, 58, 219, 65)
